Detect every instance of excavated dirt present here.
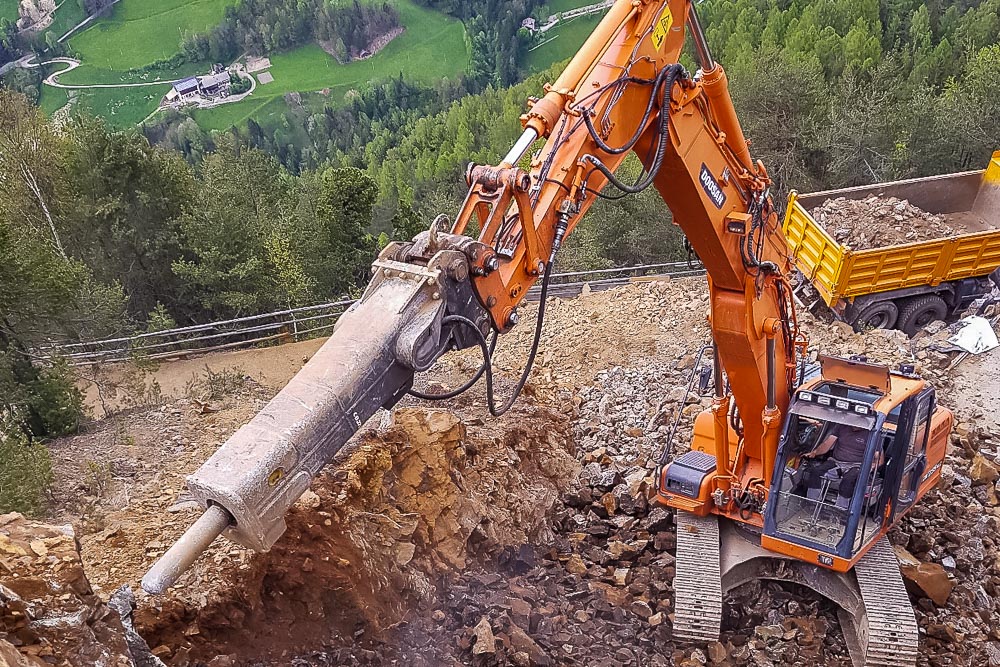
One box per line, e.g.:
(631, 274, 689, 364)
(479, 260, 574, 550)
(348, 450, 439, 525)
(810, 196, 995, 250)
(134, 407, 580, 664)
(6, 277, 1000, 666)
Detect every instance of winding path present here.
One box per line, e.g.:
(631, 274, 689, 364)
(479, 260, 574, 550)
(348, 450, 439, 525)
(23, 56, 173, 89)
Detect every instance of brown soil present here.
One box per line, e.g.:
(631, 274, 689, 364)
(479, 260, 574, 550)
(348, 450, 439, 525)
(810, 195, 997, 250)
(77, 338, 324, 418)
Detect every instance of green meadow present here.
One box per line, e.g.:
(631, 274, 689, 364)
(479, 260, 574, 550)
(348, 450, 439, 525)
(39, 84, 171, 126)
(193, 0, 469, 130)
(1, 0, 20, 23)
(67, 0, 237, 71)
(547, 0, 601, 13)
(34, 0, 467, 130)
(524, 11, 603, 73)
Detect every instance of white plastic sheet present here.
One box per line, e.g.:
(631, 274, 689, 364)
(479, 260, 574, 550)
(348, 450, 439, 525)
(947, 316, 1000, 355)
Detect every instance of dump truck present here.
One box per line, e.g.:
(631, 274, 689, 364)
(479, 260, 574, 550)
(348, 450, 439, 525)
(783, 151, 1000, 335)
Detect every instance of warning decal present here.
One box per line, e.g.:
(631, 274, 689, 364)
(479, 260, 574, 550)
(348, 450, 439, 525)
(651, 5, 674, 51)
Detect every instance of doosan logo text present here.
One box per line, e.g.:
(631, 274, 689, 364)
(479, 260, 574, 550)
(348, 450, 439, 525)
(699, 164, 727, 209)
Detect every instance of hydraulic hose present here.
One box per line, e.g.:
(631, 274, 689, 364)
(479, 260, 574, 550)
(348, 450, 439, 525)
(582, 70, 667, 155)
(582, 64, 686, 195)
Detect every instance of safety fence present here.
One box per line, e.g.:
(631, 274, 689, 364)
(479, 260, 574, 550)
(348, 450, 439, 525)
(39, 262, 704, 365)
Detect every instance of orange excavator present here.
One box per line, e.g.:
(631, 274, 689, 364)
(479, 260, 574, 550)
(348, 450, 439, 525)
(144, 2, 954, 665)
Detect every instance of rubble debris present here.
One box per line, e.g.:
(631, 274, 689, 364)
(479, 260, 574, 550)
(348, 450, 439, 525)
(134, 407, 579, 663)
(0, 514, 134, 666)
(809, 196, 994, 249)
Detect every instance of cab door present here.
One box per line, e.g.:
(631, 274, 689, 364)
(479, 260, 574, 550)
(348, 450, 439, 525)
(889, 389, 934, 520)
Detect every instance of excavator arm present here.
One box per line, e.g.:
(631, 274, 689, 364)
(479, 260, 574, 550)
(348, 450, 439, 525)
(143, 0, 800, 594)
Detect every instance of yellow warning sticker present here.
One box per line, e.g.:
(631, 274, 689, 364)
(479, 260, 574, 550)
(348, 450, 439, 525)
(651, 5, 674, 51)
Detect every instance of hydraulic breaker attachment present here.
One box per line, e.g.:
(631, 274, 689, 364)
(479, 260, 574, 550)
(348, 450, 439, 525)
(142, 230, 494, 594)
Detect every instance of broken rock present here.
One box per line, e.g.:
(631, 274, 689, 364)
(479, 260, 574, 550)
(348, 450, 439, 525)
(471, 617, 496, 655)
(0, 515, 134, 667)
(895, 545, 954, 606)
(970, 454, 1000, 486)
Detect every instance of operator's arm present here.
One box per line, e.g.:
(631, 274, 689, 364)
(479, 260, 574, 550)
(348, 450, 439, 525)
(806, 435, 838, 459)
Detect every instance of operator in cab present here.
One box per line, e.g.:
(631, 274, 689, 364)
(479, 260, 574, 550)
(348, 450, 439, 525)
(800, 422, 881, 507)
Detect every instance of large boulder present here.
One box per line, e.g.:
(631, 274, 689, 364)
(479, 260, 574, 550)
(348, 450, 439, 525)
(895, 545, 955, 606)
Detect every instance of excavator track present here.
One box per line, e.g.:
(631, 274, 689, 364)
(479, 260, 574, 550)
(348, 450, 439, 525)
(673, 512, 722, 642)
(848, 537, 919, 667)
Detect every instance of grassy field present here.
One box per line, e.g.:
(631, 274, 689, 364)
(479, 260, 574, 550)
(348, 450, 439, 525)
(40, 84, 170, 126)
(1, 0, 20, 23)
(56, 59, 206, 86)
(38, 85, 70, 115)
(67, 0, 236, 70)
(524, 12, 602, 73)
(47, 0, 86, 39)
(193, 0, 469, 130)
(34, 0, 467, 130)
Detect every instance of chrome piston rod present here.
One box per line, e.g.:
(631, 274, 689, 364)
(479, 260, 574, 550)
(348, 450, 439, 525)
(501, 128, 539, 167)
(142, 505, 232, 594)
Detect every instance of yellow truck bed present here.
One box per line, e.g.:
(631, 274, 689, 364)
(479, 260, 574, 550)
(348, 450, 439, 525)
(783, 151, 1000, 307)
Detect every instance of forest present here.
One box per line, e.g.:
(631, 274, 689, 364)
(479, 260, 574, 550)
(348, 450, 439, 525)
(1, 0, 1000, 454)
(180, 0, 402, 66)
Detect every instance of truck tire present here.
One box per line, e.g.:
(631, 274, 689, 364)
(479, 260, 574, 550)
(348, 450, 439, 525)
(850, 301, 899, 332)
(897, 295, 948, 336)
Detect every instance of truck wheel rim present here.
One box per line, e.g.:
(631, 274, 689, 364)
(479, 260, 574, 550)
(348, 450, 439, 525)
(865, 313, 891, 328)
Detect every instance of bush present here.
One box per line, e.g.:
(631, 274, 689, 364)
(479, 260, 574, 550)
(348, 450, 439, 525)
(0, 351, 85, 440)
(27, 358, 86, 438)
(0, 430, 54, 515)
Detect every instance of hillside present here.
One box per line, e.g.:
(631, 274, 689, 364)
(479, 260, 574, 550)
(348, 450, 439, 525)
(523, 0, 606, 73)
(35, 0, 470, 128)
(192, 2, 469, 131)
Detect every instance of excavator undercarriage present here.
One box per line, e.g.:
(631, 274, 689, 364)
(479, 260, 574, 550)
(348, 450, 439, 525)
(675, 513, 919, 667)
(674, 512, 918, 667)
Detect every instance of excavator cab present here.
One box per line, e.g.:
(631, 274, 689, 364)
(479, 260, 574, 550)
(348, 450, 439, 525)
(764, 391, 886, 566)
(762, 356, 947, 571)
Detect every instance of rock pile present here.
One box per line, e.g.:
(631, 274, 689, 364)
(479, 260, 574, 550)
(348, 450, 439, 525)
(810, 196, 957, 249)
(134, 406, 580, 664)
(16, 0, 55, 31)
(891, 425, 1000, 666)
(0, 514, 135, 666)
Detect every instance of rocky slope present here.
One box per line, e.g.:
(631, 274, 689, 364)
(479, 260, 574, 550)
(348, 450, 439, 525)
(3, 277, 1000, 666)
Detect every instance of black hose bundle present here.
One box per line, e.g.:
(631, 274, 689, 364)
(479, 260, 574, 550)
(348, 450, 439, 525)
(581, 63, 688, 195)
(409, 259, 556, 417)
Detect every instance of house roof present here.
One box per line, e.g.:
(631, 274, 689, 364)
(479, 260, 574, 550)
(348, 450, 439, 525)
(174, 77, 199, 94)
(199, 71, 231, 89)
